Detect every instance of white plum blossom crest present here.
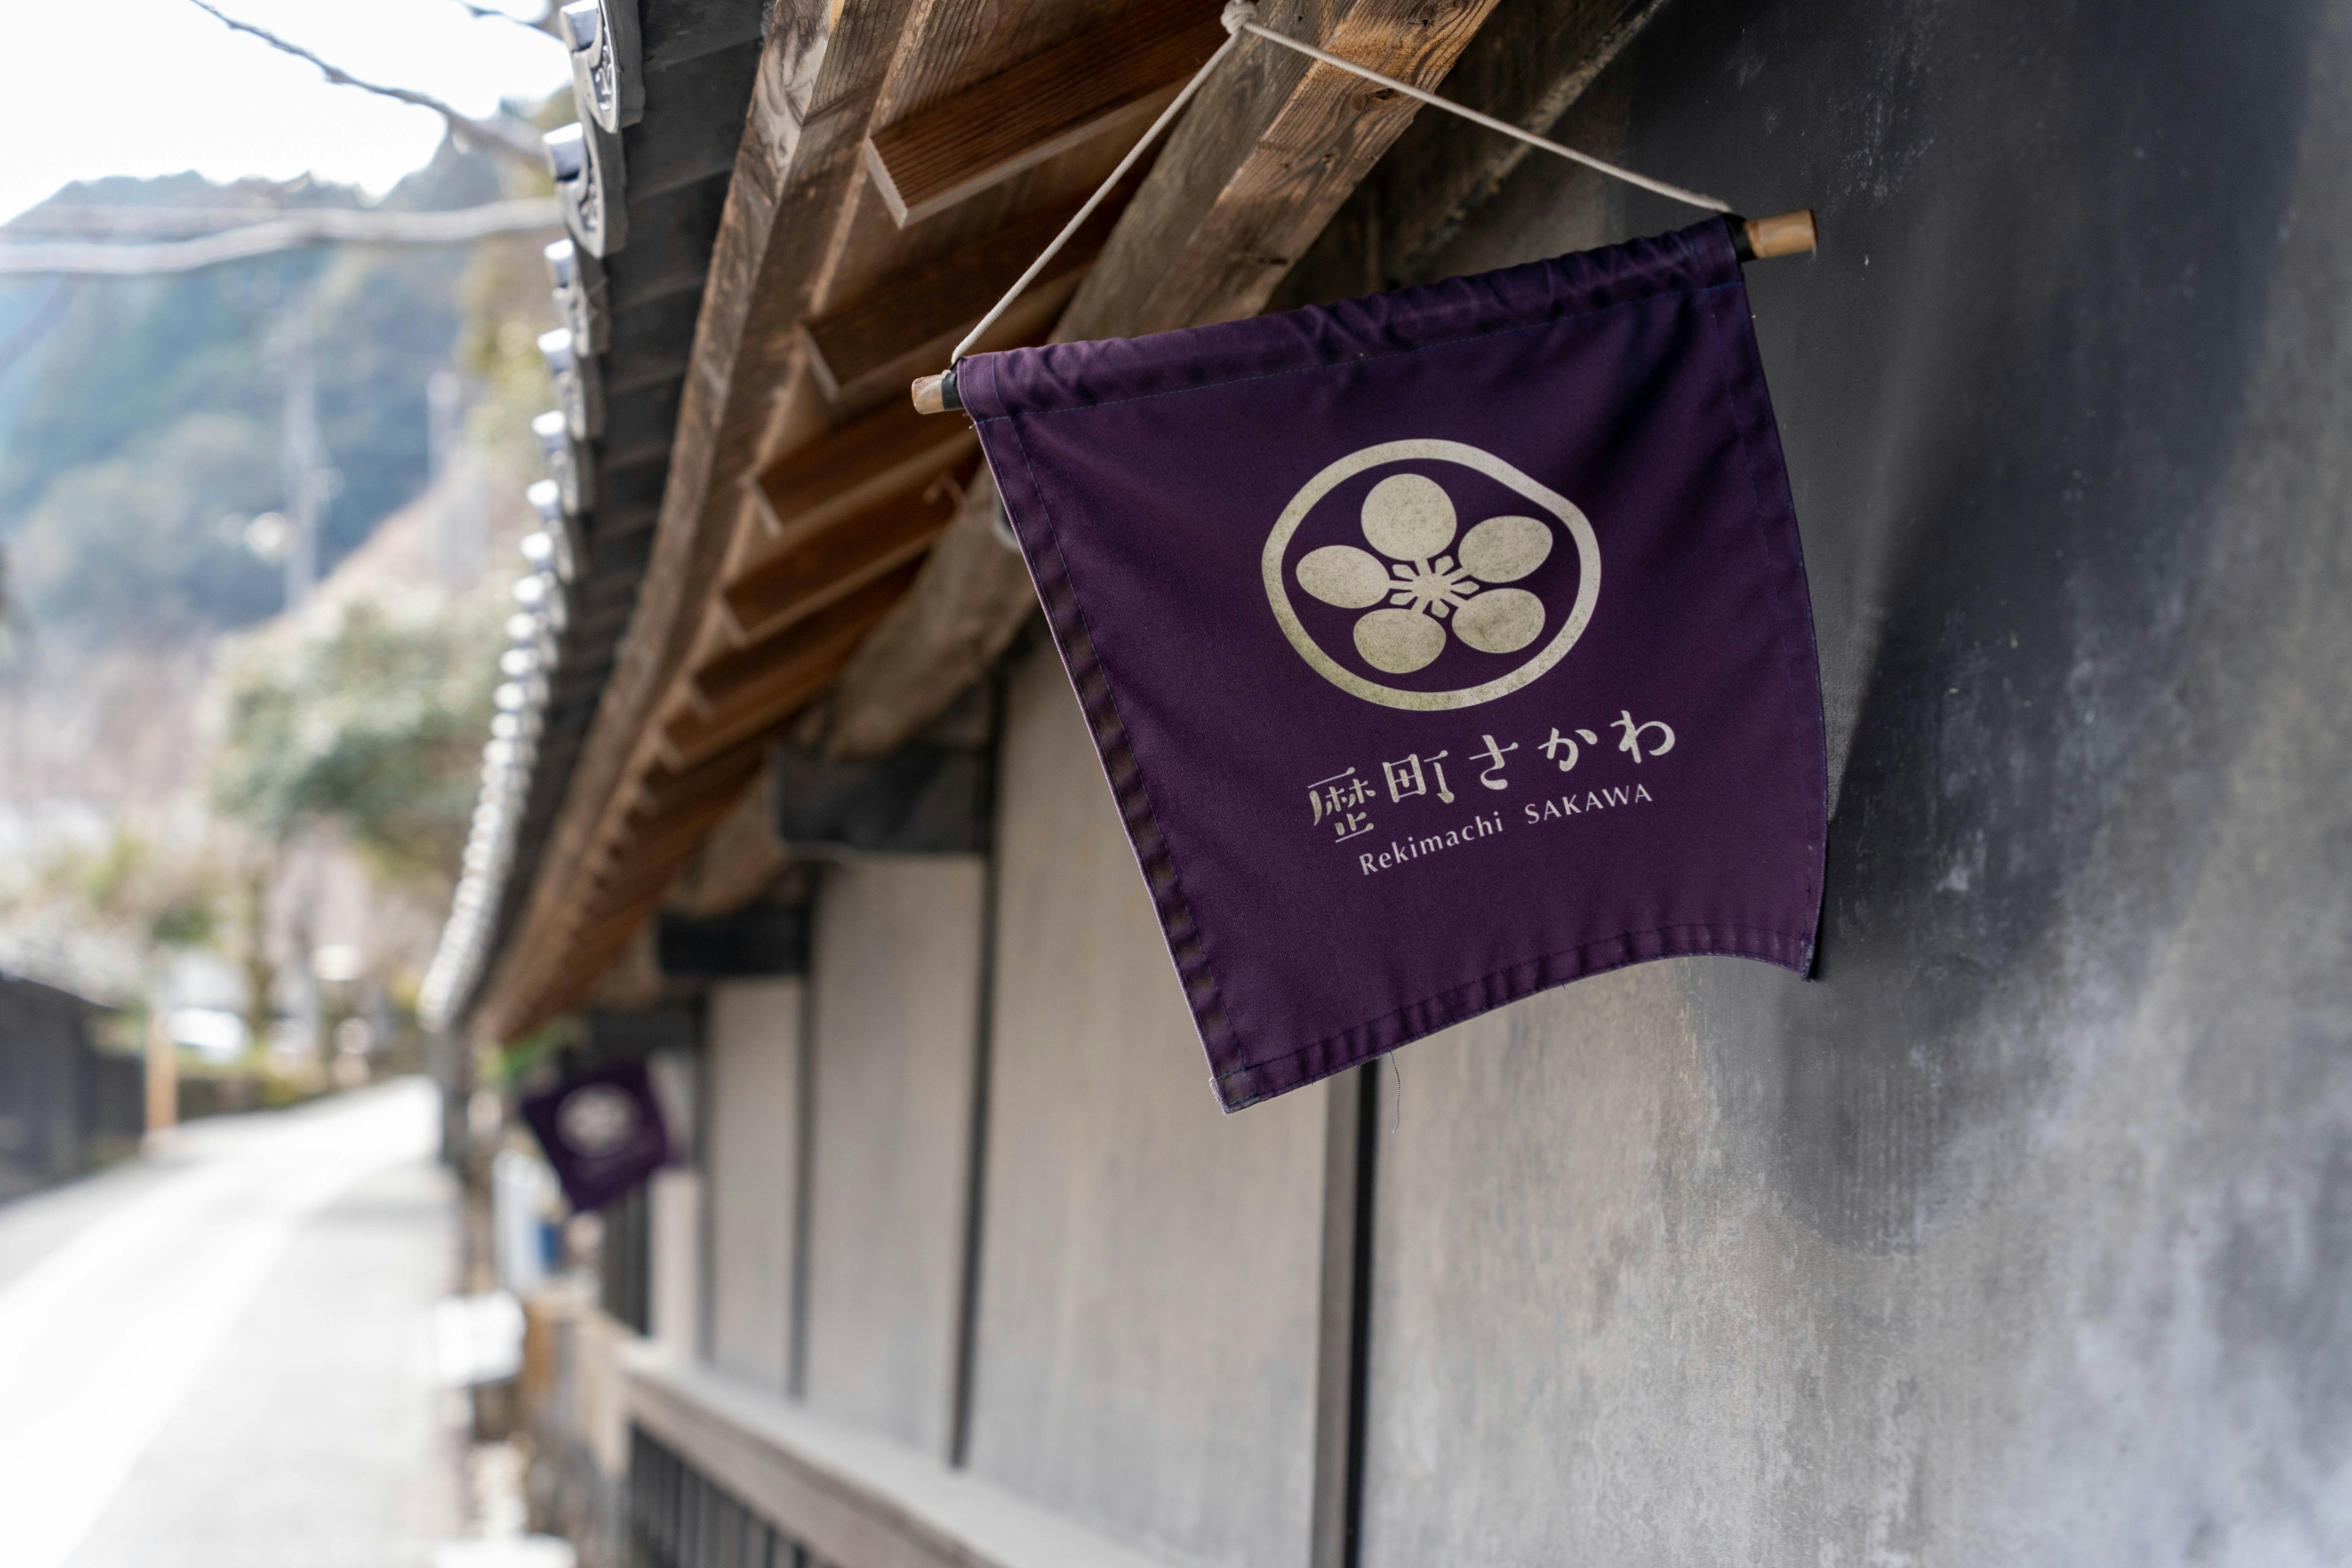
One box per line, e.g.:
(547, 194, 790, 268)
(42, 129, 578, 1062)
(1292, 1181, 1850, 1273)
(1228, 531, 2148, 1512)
(1294, 473, 1555, 675)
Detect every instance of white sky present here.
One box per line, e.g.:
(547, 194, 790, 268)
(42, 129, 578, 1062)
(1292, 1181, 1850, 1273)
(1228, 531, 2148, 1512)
(0, 0, 576, 224)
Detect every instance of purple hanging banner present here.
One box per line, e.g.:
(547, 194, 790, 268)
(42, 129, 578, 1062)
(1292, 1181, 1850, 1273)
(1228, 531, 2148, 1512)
(963, 217, 1826, 1110)
(519, 1057, 671, 1210)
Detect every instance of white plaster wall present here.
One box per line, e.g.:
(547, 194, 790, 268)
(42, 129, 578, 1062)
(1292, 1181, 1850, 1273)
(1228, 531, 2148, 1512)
(703, 977, 802, 1392)
(1339, 0, 2352, 1561)
(801, 855, 986, 1455)
(961, 645, 1330, 1568)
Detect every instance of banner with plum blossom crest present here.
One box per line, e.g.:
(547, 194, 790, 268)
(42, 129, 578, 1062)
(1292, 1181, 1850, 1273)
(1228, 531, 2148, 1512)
(959, 217, 1826, 1110)
(520, 1057, 671, 1211)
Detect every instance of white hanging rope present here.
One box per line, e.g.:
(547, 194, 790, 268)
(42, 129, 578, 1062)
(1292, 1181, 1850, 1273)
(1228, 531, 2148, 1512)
(946, 0, 1729, 371)
(1226, 2, 1728, 214)
(949, 20, 1250, 363)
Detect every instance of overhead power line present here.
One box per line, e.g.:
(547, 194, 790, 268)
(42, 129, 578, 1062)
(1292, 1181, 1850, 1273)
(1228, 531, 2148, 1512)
(6, 207, 352, 239)
(0, 200, 562, 276)
(182, 0, 551, 170)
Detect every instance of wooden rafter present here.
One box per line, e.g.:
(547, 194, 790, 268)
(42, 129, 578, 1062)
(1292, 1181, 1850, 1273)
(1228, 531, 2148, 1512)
(813, 0, 1531, 761)
(721, 472, 968, 649)
(798, 192, 1125, 404)
(861, 0, 1225, 225)
(631, 741, 770, 823)
(663, 563, 920, 769)
(750, 398, 976, 547)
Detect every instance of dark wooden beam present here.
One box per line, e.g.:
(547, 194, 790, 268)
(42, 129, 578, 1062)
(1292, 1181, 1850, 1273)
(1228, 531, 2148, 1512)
(695, 558, 929, 715)
(631, 742, 769, 823)
(655, 903, 811, 979)
(592, 799, 742, 907)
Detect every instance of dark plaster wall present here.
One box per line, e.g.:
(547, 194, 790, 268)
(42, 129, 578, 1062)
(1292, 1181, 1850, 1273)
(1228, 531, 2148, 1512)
(0, 977, 124, 1201)
(1305, 0, 2352, 1561)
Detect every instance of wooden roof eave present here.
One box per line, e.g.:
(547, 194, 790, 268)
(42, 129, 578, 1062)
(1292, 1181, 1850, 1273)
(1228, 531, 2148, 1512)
(469, 0, 1564, 1042)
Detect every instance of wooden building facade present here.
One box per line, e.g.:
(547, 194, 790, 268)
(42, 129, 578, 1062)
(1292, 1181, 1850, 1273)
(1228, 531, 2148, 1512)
(428, 0, 2352, 1564)
(0, 973, 140, 1202)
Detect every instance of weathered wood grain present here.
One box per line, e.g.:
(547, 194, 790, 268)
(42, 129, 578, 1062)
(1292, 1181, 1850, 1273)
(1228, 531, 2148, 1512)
(750, 398, 976, 548)
(816, 469, 1041, 761)
(1061, 0, 1504, 339)
(660, 563, 921, 769)
(720, 473, 967, 653)
(473, 0, 927, 1042)
(861, 0, 1224, 224)
(799, 193, 1120, 402)
(1269, 0, 1662, 305)
(632, 740, 770, 821)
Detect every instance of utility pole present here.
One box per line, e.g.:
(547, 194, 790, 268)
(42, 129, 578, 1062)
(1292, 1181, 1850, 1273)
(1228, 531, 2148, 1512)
(426, 369, 481, 588)
(281, 306, 328, 608)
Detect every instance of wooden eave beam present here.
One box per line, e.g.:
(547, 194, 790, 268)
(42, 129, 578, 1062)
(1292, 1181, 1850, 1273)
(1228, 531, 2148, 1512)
(630, 741, 770, 823)
(481, 0, 1537, 1047)
(720, 467, 966, 649)
(470, 0, 933, 1046)
(860, 0, 1225, 227)
(612, 771, 759, 858)
(797, 195, 1122, 405)
(594, 822, 733, 910)
(662, 564, 919, 769)
(592, 797, 748, 908)
(813, 0, 1518, 763)
(535, 909, 654, 1001)
(752, 397, 976, 548)
(1059, 0, 1507, 341)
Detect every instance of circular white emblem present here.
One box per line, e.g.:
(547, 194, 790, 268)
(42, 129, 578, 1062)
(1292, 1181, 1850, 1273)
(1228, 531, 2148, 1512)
(1262, 440, 1600, 710)
(558, 1084, 641, 1156)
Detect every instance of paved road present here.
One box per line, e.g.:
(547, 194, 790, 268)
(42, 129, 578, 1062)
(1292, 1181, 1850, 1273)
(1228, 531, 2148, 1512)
(0, 1079, 465, 1568)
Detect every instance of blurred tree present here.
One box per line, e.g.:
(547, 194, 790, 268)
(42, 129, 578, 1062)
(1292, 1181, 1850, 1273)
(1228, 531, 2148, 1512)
(211, 597, 499, 892)
(0, 138, 511, 641)
(0, 826, 228, 981)
(9, 412, 283, 635)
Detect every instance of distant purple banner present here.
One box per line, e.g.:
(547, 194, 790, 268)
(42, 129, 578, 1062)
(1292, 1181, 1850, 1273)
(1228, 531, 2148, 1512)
(519, 1058, 669, 1211)
(963, 217, 1826, 1110)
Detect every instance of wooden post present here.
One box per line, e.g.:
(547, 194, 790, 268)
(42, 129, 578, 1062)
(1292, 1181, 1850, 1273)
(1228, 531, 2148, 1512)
(145, 1006, 177, 1140)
